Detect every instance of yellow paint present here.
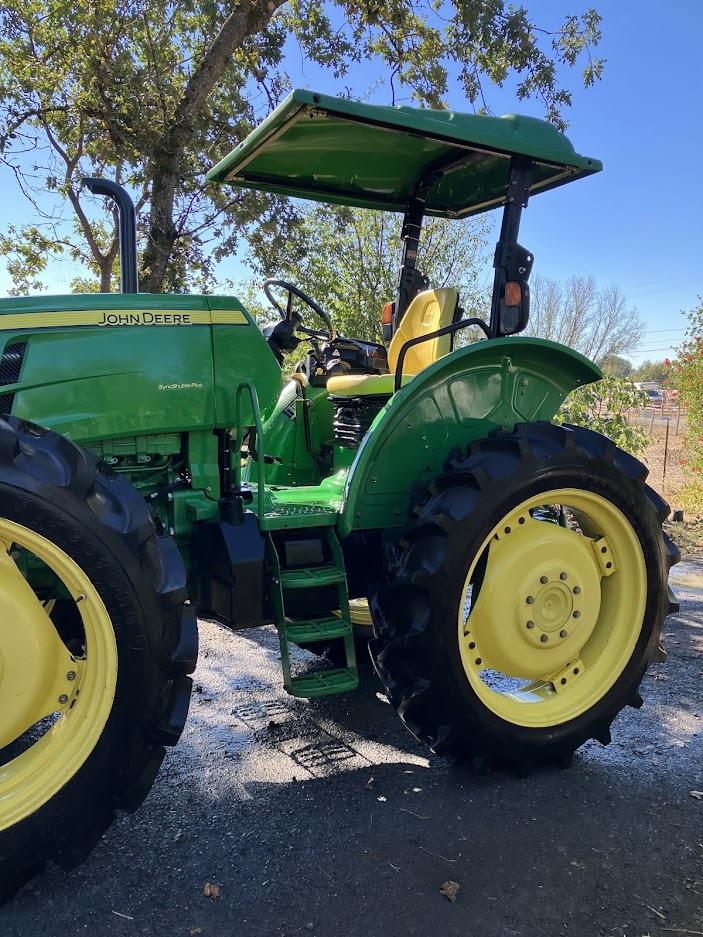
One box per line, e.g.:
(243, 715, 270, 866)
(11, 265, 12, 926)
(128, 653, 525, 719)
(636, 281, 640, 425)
(333, 598, 374, 628)
(326, 288, 458, 396)
(210, 311, 249, 325)
(326, 373, 412, 396)
(458, 488, 647, 728)
(387, 288, 458, 374)
(0, 309, 248, 331)
(0, 520, 117, 831)
(0, 544, 80, 749)
(349, 598, 373, 628)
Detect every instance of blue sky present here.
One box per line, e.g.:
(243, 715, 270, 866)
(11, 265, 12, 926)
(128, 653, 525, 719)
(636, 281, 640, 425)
(1, 0, 701, 363)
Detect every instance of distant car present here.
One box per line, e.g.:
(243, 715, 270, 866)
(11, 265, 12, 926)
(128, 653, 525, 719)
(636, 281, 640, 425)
(634, 382, 664, 403)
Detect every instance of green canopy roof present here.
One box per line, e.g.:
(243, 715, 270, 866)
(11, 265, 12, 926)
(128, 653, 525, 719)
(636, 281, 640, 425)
(207, 90, 601, 218)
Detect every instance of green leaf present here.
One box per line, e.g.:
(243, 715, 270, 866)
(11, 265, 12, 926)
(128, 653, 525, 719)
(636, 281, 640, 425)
(0, 0, 604, 293)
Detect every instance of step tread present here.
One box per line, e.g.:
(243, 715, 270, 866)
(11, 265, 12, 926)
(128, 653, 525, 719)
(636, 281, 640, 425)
(263, 508, 338, 530)
(289, 668, 359, 699)
(279, 565, 346, 588)
(284, 616, 352, 643)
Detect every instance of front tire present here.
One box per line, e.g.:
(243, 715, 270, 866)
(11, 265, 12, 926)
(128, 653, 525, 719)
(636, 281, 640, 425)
(370, 422, 679, 769)
(0, 417, 197, 900)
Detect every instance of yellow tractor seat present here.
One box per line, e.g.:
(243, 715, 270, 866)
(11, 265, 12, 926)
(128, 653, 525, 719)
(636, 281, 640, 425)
(327, 288, 458, 397)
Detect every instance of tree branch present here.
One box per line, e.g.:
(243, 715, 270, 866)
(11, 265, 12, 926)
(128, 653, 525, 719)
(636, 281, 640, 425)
(142, 0, 288, 290)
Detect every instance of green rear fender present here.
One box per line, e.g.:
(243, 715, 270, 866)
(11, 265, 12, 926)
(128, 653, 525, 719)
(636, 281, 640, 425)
(338, 337, 601, 536)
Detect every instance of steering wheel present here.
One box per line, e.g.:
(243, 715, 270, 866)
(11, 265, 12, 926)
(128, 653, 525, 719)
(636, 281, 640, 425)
(263, 278, 336, 339)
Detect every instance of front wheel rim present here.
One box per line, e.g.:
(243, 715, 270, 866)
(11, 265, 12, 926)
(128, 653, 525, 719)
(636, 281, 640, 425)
(0, 518, 118, 831)
(458, 488, 647, 729)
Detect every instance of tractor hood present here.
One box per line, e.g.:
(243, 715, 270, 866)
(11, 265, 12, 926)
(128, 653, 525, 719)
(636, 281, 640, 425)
(207, 89, 601, 218)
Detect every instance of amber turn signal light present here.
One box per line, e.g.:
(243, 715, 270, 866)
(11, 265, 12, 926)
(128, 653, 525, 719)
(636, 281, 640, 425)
(504, 282, 522, 306)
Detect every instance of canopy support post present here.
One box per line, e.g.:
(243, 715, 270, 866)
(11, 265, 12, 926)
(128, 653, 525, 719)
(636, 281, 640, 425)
(392, 187, 430, 335)
(489, 157, 534, 337)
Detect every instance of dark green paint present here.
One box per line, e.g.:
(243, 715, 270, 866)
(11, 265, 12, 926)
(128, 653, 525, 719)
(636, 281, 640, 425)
(338, 337, 601, 535)
(244, 337, 600, 537)
(207, 89, 601, 218)
(0, 285, 600, 549)
(0, 291, 283, 549)
(257, 380, 355, 489)
(0, 293, 280, 442)
(0, 292, 210, 315)
(12, 323, 214, 441)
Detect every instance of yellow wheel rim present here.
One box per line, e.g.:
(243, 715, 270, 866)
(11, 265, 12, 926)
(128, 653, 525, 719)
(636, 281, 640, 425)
(0, 518, 117, 831)
(334, 598, 373, 629)
(458, 488, 647, 728)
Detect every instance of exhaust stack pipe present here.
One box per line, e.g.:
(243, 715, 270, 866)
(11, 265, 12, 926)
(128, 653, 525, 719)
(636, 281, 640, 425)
(82, 177, 139, 293)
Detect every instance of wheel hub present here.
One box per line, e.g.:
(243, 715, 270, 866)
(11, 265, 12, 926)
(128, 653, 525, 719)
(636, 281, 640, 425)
(535, 579, 572, 629)
(464, 513, 603, 680)
(524, 572, 581, 647)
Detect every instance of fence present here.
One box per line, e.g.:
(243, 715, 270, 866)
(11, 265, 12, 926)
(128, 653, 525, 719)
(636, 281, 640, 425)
(588, 395, 687, 497)
(630, 404, 685, 436)
(629, 406, 686, 497)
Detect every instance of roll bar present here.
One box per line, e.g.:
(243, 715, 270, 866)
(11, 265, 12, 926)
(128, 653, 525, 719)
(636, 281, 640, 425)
(392, 155, 535, 340)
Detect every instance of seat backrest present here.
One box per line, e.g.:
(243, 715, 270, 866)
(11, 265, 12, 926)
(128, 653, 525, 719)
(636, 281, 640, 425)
(388, 288, 458, 376)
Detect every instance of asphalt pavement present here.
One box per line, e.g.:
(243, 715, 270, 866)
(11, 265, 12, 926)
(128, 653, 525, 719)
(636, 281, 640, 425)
(2, 562, 702, 937)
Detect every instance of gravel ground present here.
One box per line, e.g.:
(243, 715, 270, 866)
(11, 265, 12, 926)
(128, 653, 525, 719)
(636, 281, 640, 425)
(2, 564, 702, 937)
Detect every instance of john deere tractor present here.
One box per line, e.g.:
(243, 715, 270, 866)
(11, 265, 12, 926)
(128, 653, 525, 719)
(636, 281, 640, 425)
(0, 90, 678, 896)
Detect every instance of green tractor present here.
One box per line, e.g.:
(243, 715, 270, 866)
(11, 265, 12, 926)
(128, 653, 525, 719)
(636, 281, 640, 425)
(0, 90, 678, 896)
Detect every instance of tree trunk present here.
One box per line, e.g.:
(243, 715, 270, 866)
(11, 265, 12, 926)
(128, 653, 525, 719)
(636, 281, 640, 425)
(140, 0, 287, 292)
(99, 261, 112, 293)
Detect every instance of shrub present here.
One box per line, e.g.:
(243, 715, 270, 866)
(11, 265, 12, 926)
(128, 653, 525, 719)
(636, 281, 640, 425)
(557, 375, 649, 456)
(670, 299, 703, 472)
(668, 299, 703, 512)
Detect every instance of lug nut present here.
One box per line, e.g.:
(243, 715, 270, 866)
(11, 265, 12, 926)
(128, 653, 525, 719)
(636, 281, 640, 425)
(573, 610, 581, 619)
(526, 595, 534, 604)
(559, 629, 568, 638)
(540, 576, 548, 584)
(540, 634, 549, 643)
(67, 671, 76, 681)
(58, 694, 69, 705)
(526, 620, 535, 629)
(573, 586, 581, 594)
(560, 572, 568, 581)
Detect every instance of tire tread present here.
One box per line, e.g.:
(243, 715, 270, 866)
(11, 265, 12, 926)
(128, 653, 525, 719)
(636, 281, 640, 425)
(0, 417, 196, 899)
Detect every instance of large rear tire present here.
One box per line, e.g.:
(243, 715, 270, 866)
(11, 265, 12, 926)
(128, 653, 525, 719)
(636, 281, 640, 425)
(370, 422, 679, 770)
(0, 417, 197, 901)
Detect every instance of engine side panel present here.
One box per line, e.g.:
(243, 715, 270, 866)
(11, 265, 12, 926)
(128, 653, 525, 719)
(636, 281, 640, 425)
(208, 294, 282, 426)
(0, 293, 280, 444)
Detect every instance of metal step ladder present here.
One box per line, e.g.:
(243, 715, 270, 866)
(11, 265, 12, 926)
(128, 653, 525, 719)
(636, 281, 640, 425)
(268, 527, 359, 699)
